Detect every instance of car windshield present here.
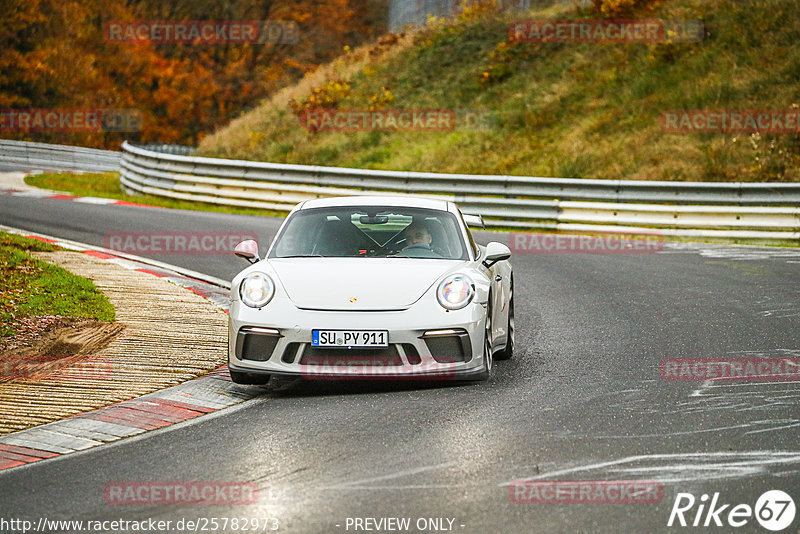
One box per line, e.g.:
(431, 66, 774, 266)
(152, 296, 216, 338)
(269, 206, 468, 260)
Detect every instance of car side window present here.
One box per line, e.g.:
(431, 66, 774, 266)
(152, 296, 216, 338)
(460, 212, 479, 258)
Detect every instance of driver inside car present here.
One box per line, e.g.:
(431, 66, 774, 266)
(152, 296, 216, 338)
(397, 221, 442, 258)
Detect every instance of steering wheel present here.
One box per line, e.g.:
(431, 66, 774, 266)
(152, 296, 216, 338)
(406, 241, 448, 257)
(399, 243, 443, 258)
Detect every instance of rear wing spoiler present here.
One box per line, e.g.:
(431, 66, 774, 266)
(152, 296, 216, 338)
(463, 213, 485, 229)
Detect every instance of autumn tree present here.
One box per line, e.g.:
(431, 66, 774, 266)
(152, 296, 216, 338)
(0, 0, 388, 147)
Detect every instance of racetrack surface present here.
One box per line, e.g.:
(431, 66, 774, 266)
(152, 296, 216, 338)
(1, 194, 799, 533)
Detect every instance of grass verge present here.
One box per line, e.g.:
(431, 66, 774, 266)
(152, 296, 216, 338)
(0, 232, 115, 337)
(198, 0, 800, 182)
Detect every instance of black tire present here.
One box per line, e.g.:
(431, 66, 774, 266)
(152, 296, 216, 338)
(475, 305, 494, 381)
(229, 370, 271, 385)
(495, 281, 514, 361)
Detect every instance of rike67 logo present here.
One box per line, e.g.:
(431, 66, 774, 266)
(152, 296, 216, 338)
(668, 490, 795, 531)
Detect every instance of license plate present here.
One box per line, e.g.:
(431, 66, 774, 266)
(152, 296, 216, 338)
(312, 330, 388, 348)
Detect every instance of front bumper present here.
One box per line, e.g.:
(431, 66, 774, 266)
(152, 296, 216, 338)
(228, 295, 487, 380)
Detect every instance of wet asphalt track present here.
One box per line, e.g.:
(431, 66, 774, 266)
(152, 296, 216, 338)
(1, 194, 799, 533)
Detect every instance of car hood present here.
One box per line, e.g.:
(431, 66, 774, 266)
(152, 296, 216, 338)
(268, 258, 463, 311)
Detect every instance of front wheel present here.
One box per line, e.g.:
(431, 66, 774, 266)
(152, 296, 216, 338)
(495, 282, 514, 361)
(474, 306, 494, 381)
(229, 369, 271, 385)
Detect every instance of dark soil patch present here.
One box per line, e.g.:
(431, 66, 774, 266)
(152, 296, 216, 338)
(0, 316, 123, 382)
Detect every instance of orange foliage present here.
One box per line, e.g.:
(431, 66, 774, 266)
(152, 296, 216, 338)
(591, 0, 664, 17)
(0, 0, 386, 148)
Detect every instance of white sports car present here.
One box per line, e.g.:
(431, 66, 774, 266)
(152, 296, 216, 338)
(227, 195, 513, 383)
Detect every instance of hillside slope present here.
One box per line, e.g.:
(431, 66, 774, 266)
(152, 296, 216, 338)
(198, 0, 800, 182)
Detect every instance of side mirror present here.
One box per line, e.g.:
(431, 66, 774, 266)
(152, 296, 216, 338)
(482, 242, 511, 268)
(234, 240, 259, 264)
(463, 213, 485, 229)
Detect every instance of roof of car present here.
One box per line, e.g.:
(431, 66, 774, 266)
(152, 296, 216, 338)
(298, 195, 452, 211)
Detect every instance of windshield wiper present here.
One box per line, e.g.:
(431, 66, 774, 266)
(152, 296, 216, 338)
(279, 254, 323, 258)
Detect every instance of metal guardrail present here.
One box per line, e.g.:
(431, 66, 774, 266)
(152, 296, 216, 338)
(0, 139, 120, 173)
(0, 140, 795, 241)
(120, 142, 800, 241)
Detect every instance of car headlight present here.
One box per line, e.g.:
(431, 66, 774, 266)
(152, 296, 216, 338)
(239, 272, 275, 308)
(436, 274, 474, 310)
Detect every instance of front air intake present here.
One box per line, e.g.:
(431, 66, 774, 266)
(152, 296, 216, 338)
(236, 327, 281, 362)
(422, 329, 471, 363)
